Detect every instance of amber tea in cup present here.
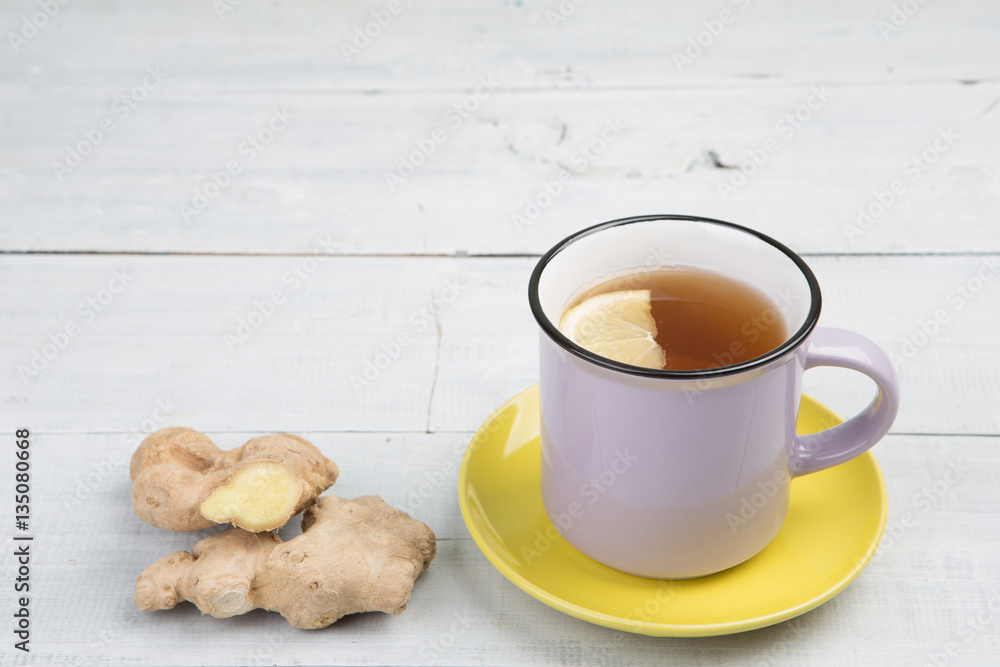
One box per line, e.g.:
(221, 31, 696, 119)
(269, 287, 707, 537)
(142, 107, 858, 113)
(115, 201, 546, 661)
(563, 267, 788, 371)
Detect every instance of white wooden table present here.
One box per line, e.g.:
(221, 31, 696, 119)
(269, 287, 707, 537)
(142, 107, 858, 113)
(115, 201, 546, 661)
(2, 1, 999, 665)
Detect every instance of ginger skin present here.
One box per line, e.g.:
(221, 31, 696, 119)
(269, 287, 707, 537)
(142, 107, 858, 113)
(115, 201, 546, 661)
(134, 495, 437, 628)
(130, 428, 339, 532)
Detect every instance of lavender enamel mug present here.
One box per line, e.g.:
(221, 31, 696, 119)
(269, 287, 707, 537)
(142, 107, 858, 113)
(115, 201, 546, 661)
(529, 215, 900, 579)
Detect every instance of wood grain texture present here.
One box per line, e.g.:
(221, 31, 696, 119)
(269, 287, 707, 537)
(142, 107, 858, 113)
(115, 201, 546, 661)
(2, 0, 998, 89)
(0, 432, 995, 666)
(2, 82, 997, 255)
(3, 0, 997, 664)
(2, 254, 998, 437)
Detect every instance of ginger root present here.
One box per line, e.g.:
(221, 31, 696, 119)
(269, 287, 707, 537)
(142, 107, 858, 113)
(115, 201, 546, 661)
(130, 428, 339, 532)
(134, 495, 436, 628)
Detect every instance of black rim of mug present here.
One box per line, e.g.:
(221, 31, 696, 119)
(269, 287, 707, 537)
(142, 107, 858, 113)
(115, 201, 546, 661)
(528, 214, 823, 379)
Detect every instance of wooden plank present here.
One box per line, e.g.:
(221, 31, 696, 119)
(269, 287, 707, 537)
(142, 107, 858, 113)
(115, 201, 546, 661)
(1, 82, 997, 255)
(2, 0, 998, 89)
(1, 254, 998, 437)
(1, 431, 996, 665)
(2, 2, 994, 665)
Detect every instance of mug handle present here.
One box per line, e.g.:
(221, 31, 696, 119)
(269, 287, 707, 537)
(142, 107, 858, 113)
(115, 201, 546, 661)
(788, 327, 901, 478)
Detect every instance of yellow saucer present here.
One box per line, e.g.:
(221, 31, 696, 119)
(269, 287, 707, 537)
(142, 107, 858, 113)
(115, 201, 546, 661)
(458, 385, 886, 637)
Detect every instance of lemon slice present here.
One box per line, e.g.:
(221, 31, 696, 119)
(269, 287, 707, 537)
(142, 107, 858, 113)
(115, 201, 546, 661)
(558, 290, 665, 369)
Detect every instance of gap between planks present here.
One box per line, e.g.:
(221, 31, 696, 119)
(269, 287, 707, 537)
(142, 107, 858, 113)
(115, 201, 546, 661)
(20, 430, 1000, 439)
(2, 78, 999, 97)
(2, 250, 999, 259)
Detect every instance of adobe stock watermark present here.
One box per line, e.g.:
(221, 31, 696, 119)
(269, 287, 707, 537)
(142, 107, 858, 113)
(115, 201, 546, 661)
(77, 601, 145, 667)
(552, 243, 675, 290)
(545, 0, 587, 29)
(51, 66, 167, 181)
(340, 0, 410, 63)
(890, 256, 997, 368)
(7, 0, 72, 53)
(683, 286, 797, 404)
(224, 235, 339, 351)
(400, 438, 470, 516)
(843, 126, 959, 243)
(179, 107, 294, 224)
(348, 278, 467, 392)
(923, 589, 1000, 666)
(61, 398, 177, 510)
(726, 413, 843, 533)
(867, 458, 965, 566)
(419, 611, 475, 660)
(725, 469, 790, 533)
(510, 116, 627, 232)
(621, 580, 680, 628)
(716, 85, 833, 201)
(673, 0, 752, 71)
(400, 409, 521, 513)
(403, 408, 518, 513)
(17, 267, 135, 384)
(213, 0, 246, 21)
(878, 0, 932, 40)
(521, 449, 638, 565)
(750, 611, 826, 666)
(384, 76, 500, 192)
(244, 632, 288, 666)
(549, 243, 675, 346)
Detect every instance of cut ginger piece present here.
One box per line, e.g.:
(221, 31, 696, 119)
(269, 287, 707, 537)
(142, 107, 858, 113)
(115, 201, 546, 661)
(129, 428, 339, 532)
(199, 462, 302, 532)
